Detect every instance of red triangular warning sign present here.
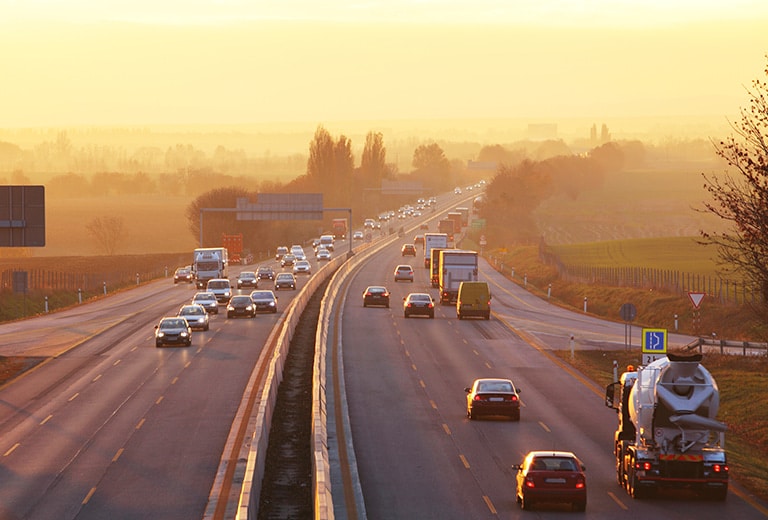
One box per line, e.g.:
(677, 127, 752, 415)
(688, 292, 705, 309)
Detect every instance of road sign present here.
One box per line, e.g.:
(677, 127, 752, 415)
(0, 185, 46, 247)
(688, 292, 705, 309)
(642, 328, 667, 365)
(619, 302, 637, 322)
(479, 235, 487, 246)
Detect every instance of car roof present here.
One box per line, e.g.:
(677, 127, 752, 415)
(251, 290, 275, 297)
(180, 304, 204, 311)
(525, 451, 579, 459)
(160, 317, 187, 325)
(194, 292, 216, 298)
(396, 264, 413, 269)
(366, 285, 387, 291)
(276, 272, 294, 277)
(240, 271, 256, 276)
(407, 293, 431, 299)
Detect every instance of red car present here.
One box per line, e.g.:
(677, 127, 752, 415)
(514, 451, 587, 512)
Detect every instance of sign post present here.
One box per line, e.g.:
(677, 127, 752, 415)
(642, 328, 667, 365)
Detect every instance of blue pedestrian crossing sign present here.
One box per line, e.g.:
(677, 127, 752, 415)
(642, 328, 667, 364)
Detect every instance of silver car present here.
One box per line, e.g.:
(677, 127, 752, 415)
(177, 304, 210, 331)
(192, 291, 219, 314)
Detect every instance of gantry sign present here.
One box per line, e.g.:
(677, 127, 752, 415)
(0, 185, 46, 247)
(199, 193, 352, 253)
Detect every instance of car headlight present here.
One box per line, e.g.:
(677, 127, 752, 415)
(157, 332, 165, 338)
(269, 302, 275, 307)
(246, 305, 254, 311)
(227, 305, 234, 311)
(181, 332, 189, 338)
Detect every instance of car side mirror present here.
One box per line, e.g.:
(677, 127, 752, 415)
(464, 387, 471, 393)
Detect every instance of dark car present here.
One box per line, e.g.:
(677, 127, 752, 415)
(281, 254, 296, 267)
(465, 378, 521, 420)
(191, 291, 219, 314)
(236, 271, 259, 289)
(154, 317, 192, 347)
(257, 265, 276, 280)
(173, 267, 193, 284)
(274, 272, 297, 290)
(177, 304, 210, 331)
(250, 289, 278, 313)
(363, 286, 390, 308)
(227, 294, 256, 318)
(401, 243, 417, 256)
(514, 451, 587, 512)
(403, 292, 434, 318)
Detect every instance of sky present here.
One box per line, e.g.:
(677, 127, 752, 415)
(1, 0, 767, 128)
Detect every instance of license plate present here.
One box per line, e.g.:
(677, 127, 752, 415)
(545, 478, 566, 484)
(489, 397, 504, 402)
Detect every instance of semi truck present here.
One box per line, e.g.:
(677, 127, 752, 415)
(455, 206, 470, 227)
(332, 218, 348, 240)
(423, 232, 449, 268)
(604, 352, 729, 500)
(438, 218, 455, 244)
(222, 233, 243, 264)
(446, 211, 463, 238)
(429, 247, 446, 288)
(437, 249, 479, 304)
(192, 247, 228, 289)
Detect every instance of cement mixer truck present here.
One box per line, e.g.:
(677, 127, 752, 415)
(604, 352, 729, 500)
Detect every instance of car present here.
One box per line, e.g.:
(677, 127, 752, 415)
(206, 278, 233, 303)
(465, 378, 521, 420)
(226, 294, 256, 318)
(173, 267, 193, 284)
(177, 303, 210, 331)
(393, 264, 414, 283)
(257, 265, 276, 280)
(318, 235, 335, 251)
(413, 234, 425, 246)
(401, 243, 417, 256)
(275, 246, 289, 261)
(290, 245, 305, 257)
(363, 286, 390, 308)
(514, 451, 587, 512)
(419, 223, 429, 230)
(250, 289, 278, 313)
(154, 317, 192, 347)
(275, 272, 297, 290)
(353, 230, 364, 241)
(281, 254, 296, 267)
(236, 271, 259, 289)
(316, 248, 331, 261)
(454, 187, 462, 194)
(192, 291, 219, 314)
(293, 260, 312, 275)
(403, 292, 435, 318)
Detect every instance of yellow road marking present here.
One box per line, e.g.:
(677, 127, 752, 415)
(68, 393, 79, 402)
(82, 487, 97, 505)
(483, 495, 498, 515)
(538, 421, 551, 433)
(4, 443, 20, 457)
(112, 448, 124, 462)
(442, 424, 451, 435)
(459, 454, 470, 468)
(40, 414, 53, 425)
(135, 418, 146, 430)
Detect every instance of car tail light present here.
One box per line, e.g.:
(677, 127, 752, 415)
(635, 461, 652, 471)
(712, 464, 728, 473)
(524, 477, 535, 489)
(575, 477, 585, 489)
(508, 395, 518, 402)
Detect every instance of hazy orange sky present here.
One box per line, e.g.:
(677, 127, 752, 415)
(2, 1, 767, 128)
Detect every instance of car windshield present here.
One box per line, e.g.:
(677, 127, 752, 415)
(252, 291, 273, 299)
(531, 457, 577, 471)
(231, 296, 251, 303)
(194, 294, 214, 301)
(277, 274, 292, 280)
(240, 272, 256, 278)
(180, 306, 203, 315)
(161, 319, 186, 329)
(478, 381, 513, 393)
(409, 294, 430, 302)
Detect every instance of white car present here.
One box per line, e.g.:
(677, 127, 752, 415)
(293, 260, 312, 275)
(353, 230, 364, 241)
(316, 248, 331, 261)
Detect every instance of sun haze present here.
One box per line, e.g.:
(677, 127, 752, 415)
(1, 0, 767, 127)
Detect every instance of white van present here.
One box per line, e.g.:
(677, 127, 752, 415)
(206, 278, 232, 303)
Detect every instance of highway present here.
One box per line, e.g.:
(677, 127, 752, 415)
(334, 231, 768, 519)
(0, 259, 305, 520)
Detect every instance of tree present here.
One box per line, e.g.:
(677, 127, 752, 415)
(360, 131, 388, 188)
(701, 58, 768, 303)
(86, 216, 127, 255)
(185, 186, 250, 246)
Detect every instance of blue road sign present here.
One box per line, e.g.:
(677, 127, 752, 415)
(642, 328, 667, 353)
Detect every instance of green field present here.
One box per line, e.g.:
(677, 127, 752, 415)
(549, 236, 723, 278)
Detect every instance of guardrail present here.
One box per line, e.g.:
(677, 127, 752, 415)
(685, 337, 768, 356)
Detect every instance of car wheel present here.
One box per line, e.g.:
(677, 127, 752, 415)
(429, 313, 434, 319)
(404, 312, 409, 318)
(227, 313, 233, 319)
(204, 324, 209, 331)
(511, 411, 520, 421)
(457, 313, 463, 320)
(363, 302, 367, 307)
(386, 303, 390, 308)
(572, 501, 587, 512)
(156, 342, 162, 348)
(520, 494, 534, 510)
